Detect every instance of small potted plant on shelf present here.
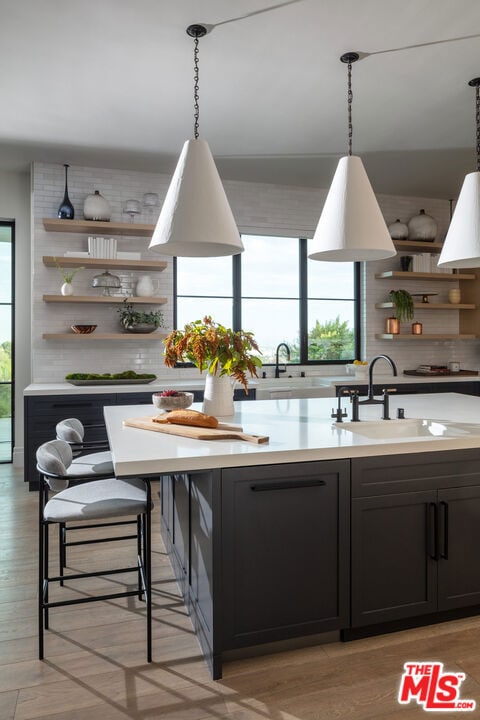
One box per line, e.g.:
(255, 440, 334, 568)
(53, 256, 84, 296)
(163, 316, 262, 415)
(386, 289, 415, 334)
(117, 301, 164, 334)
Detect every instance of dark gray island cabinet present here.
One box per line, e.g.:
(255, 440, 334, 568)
(350, 448, 480, 630)
(161, 459, 350, 679)
(161, 448, 480, 679)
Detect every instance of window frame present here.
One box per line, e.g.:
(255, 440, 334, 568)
(174, 236, 361, 366)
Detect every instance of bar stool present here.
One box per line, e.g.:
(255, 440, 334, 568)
(55, 418, 136, 579)
(37, 439, 152, 662)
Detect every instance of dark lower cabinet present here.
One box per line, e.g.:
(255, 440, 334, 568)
(160, 459, 349, 679)
(221, 460, 350, 649)
(437, 485, 480, 611)
(351, 449, 480, 630)
(335, 381, 479, 396)
(351, 490, 437, 626)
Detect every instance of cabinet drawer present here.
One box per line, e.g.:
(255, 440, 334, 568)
(352, 448, 480, 497)
(116, 392, 154, 405)
(28, 394, 116, 419)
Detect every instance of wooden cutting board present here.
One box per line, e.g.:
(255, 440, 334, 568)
(124, 416, 269, 444)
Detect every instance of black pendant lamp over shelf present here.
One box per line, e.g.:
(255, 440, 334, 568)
(308, 52, 396, 262)
(149, 24, 244, 257)
(438, 77, 480, 268)
(57, 164, 74, 220)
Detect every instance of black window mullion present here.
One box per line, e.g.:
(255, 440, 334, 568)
(172, 256, 178, 329)
(232, 253, 241, 331)
(299, 238, 308, 364)
(354, 261, 361, 358)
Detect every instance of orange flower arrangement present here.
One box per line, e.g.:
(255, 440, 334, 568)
(163, 316, 262, 392)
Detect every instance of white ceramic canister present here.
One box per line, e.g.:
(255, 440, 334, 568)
(388, 219, 409, 240)
(83, 190, 111, 221)
(136, 275, 154, 297)
(407, 209, 437, 241)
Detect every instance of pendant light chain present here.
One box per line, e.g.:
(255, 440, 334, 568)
(341, 52, 359, 156)
(476, 82, 480, 171)
(347, 61, 353, 156)
(193, 35, 200, 139)
(187, 24, 207, 140)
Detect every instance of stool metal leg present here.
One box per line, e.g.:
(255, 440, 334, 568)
(145, 480, 152, 663)
(38, 477, 45, 660)
(59, 522, 66, 586)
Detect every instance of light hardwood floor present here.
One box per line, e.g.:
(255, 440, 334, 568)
(2, 463, 480, 719)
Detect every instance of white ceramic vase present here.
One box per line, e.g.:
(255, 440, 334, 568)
(83, 190, 111, 221)
(388, 218, 408, 240)
(136, 275, 154, 297)
(202, 373, 234, 417)
(61, 282, 73, 296)
(407, 209, 437, 241)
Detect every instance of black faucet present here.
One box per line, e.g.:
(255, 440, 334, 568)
(274, 343, 291, 378)
(354, 354, 398, 420)
(331, 386, 352, 423)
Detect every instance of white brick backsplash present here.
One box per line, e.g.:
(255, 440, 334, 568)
(32, 162, 480, 382)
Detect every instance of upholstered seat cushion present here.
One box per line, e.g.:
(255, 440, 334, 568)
(44, 477, 148, 522)
(70, 451, 114, 476)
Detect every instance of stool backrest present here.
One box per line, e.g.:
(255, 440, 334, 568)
(56, 418, 84, 444)
(37, 439, 73, 475)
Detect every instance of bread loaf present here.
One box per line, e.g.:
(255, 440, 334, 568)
(153, 409, 218, 429)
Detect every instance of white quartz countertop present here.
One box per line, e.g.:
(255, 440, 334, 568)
(104, 393, 480, 477)
(23, 379, 208, 396)
(24, 372, 479, 396)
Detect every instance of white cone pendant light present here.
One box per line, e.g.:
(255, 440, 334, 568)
(438, 78, 480, 269)
(149, 25, 243, 258)
(309, 53, 396, 262)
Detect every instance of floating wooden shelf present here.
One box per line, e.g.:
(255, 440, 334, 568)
(375, 302, 476, 310)
(375, 333, 477, 341)
(42, 333, 167, 341)
(393, 240, 443, 253)
(43, 256, 167, 271)
(42, 218, 155, 237)
(375, 271, 475, 281)
(43, 295, 167, 305)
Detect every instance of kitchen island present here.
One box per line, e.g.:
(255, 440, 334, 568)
(104, 393, 480, 679)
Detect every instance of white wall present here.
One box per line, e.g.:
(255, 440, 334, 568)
(0, 169, 31, 466)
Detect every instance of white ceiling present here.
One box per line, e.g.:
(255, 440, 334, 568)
(2, 0, 480, 198)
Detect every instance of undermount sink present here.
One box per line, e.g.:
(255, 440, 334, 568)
(338, 418, 480, 439)
(254, 377, 335, 400)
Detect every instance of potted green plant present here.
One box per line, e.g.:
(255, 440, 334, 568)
(386, 289, 415, 334)
(163, 316, 262, 415)
(117, 301, 164, 334)
(53, 257, 84, 296)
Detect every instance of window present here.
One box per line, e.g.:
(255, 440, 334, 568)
(0, 222, 14, 462)
(175, 234, 359, 364)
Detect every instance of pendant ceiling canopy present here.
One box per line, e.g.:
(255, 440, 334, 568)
(308, 52, 396, 263)
(438, 78, 480, 269)
(149, 24, 244, 258)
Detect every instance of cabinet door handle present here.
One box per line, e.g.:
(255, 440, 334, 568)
(250, 479, 326, 492)
(428, 502, 438, 560)
(52, 402, 94, 408)
(440, 500, 449, 559)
